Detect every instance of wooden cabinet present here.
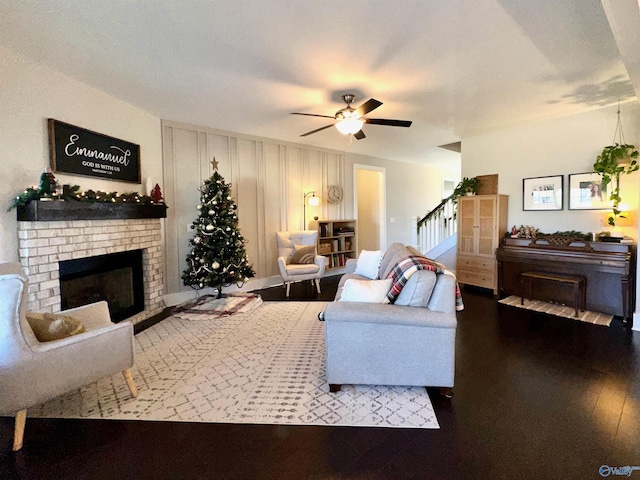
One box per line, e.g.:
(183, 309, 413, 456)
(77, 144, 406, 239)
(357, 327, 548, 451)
(456, 194, 508, 294)
(310, 219, 358, 270)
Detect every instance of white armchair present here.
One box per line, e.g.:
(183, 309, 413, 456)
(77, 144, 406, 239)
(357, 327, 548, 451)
(276, 231, 326, 297)
(0, 262, 137, 451)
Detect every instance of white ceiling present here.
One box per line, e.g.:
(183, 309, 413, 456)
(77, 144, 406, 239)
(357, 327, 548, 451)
(2, 0, 639, 166)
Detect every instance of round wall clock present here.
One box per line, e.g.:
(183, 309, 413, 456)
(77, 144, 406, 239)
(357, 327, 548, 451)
(327, 185, 344, 204)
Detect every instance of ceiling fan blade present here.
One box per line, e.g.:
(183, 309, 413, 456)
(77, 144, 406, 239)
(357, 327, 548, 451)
(353, 130, 366, 140)
(364, 118, 412, 127)
(291, 113, 336, 119)
(300, 124, 335, 137)
(356, 98, 383, 117)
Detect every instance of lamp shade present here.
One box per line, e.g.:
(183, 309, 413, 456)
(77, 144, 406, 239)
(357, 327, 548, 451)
(307, 195, 320, 206)
(335, 118, 364, 135)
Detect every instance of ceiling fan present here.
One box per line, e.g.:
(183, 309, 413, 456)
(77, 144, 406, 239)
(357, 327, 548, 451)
(291, 94, 412, 140)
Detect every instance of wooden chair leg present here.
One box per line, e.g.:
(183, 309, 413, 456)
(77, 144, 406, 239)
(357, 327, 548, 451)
(439, 387, 454, 398)
(285, 282, 291, 297)
(13, 409, 27, 452)
(122, 369, 138, 398)
(315, 278, 321, 293)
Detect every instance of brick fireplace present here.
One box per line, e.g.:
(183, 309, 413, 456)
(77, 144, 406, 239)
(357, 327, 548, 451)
(17, 207, 165, 326)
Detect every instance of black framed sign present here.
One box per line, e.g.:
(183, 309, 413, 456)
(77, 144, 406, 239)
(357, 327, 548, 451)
(48, 119, 141, 183)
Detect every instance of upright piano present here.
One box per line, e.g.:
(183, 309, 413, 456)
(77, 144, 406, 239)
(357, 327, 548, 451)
(496, 236, 635, 327)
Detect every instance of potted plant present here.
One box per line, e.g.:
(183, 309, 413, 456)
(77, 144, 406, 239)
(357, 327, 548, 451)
(453, 177, 480, 199)
(593, 143, 639, 226)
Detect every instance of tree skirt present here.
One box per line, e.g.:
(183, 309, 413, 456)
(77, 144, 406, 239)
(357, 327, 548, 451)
(498, 295, 613, 326)
(30, 302, 439, 429)
(171, 292, 263, 319)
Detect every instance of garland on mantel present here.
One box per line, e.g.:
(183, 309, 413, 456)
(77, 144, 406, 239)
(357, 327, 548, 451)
(8, 171, 162, 211)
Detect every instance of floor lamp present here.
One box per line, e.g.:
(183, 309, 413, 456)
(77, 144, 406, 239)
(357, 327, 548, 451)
(304, 191, 320, 229)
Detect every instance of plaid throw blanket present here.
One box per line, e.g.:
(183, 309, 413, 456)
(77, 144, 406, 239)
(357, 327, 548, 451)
(385, 255, 464, 311)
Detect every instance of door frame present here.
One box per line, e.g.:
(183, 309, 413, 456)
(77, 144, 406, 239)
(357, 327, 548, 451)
(353, 163, 387, 252)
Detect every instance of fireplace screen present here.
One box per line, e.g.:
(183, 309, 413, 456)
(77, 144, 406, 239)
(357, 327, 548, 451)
(59, 250, 144, 323)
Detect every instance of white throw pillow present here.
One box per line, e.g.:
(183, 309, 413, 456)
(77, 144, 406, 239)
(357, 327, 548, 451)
(354, 250, 383, 279)
(340, 278, 392, 303)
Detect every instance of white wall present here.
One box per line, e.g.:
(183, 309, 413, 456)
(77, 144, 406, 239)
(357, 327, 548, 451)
(345, 150, 459, 248)
(0, 45, 163, 263)
(462, 103, 640, 238)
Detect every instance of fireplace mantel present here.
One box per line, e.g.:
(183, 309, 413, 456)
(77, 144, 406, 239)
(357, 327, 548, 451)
(17, 200, 167, 221)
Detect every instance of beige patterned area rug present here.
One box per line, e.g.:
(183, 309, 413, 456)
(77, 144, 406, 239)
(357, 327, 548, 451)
(31, 302, 439, 429)
(498, 295, 613, 326)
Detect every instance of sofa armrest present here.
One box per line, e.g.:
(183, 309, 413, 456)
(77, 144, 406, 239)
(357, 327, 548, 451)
(428, 273, 457, 314)
(323, 301, 457, 329)
(344, 258, 357, 274)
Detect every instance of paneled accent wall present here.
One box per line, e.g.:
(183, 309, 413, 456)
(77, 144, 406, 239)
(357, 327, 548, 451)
(162, 121, 350, 294)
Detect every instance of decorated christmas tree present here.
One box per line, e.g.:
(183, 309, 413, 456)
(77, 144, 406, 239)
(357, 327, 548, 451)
(182, 159, 255, 298)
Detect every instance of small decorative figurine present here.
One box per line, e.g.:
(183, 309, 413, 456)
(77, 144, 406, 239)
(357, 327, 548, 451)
(150, 183, 164, 203)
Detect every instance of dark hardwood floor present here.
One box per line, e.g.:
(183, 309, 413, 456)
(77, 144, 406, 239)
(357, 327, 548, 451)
(2, 276, 639, 480)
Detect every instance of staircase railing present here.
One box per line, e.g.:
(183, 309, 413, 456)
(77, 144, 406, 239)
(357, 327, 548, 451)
(414, 195, 457, 254)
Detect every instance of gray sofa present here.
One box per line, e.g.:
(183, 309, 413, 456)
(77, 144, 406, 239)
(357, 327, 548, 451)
(322, 243, 458, 396)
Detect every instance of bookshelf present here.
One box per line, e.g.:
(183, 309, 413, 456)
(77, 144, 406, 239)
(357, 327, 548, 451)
(310, 219, 358, 270)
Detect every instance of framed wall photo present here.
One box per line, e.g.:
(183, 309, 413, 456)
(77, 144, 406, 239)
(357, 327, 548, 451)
(568, 172, 610, 210)
(522, 175, 563, 211)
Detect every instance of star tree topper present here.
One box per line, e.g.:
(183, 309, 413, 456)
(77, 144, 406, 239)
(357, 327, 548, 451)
(211, 157, 219, 171)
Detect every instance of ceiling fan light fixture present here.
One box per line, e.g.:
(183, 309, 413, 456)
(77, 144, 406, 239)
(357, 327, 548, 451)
(335, 118, 364, 135)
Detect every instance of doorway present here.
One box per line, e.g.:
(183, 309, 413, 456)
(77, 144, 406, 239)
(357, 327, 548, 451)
(354, 164, 386, 252)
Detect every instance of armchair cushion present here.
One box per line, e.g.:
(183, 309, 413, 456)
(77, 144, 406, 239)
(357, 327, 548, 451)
(26, 312, 85, 342)
(290, 244, 316, 264)
(284, 263, 320, 275)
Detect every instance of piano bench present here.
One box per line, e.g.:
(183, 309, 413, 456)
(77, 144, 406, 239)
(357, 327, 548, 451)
(520, 271, 586, 317)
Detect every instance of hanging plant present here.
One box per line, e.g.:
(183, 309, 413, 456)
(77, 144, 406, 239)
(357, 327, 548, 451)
(592, 101, 639, 226)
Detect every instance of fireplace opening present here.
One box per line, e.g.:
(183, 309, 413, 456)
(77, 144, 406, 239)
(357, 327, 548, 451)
(59, 249, 145, 323)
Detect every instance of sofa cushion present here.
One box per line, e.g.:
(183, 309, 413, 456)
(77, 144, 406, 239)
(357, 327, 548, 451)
(379, 243, 412, 280)
(334, 273, 369, 301)
(340, 278, 392, 303)
(354, 250, 383, 279)
(394, 270, 437, 307)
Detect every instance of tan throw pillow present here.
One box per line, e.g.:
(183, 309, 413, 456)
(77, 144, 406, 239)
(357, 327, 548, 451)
(290, 244, 316, 264)
(26, 312, 86, 342)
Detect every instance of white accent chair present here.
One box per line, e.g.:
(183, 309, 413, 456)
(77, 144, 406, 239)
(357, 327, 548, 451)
(276, 231, 326, 297)
(0, 262, 138, 451)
